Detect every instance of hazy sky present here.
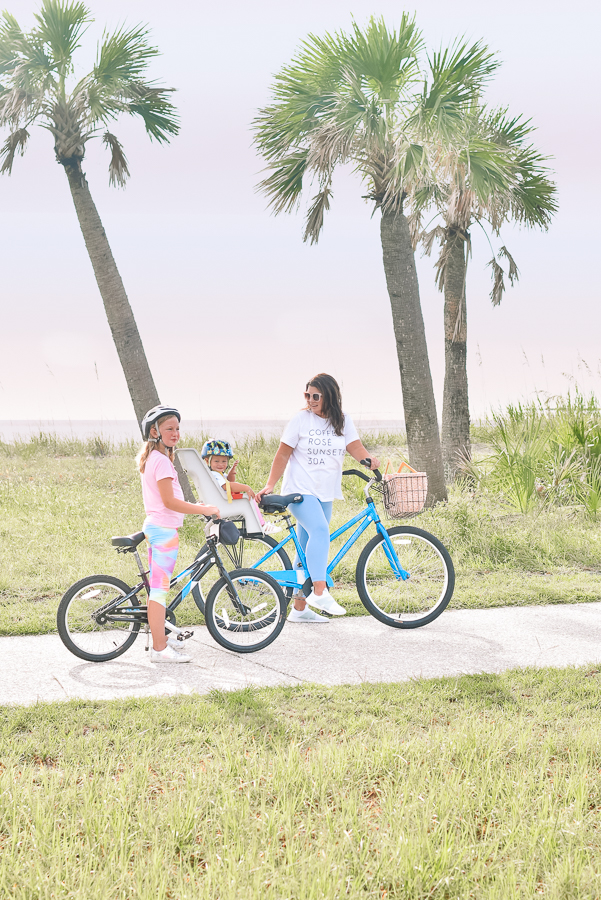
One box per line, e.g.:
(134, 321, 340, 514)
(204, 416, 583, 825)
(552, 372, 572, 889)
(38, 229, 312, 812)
(2, 0, 600, 426)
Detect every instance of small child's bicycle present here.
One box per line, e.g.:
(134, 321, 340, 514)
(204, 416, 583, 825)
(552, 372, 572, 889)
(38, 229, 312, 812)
(251, 460, 455, 628)
(56, 518, 287, 659)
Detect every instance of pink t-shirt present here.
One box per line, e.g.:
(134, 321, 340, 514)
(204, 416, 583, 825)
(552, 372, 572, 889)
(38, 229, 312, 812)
(141, 450, 185, 528)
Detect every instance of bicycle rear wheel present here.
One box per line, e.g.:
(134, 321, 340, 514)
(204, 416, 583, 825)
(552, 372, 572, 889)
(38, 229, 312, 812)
(57, 575, 141, 661)
(204, 568, 286, 653)
(192, 533, 293, 614)
(356, 526, 454, 629)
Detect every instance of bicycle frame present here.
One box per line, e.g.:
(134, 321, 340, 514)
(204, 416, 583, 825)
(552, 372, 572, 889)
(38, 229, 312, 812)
(251, 493, 410, 590)
(97, 537, 250, 627)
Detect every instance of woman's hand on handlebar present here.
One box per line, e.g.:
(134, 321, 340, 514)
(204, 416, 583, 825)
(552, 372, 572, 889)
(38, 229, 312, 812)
(361, 455, 381, 471)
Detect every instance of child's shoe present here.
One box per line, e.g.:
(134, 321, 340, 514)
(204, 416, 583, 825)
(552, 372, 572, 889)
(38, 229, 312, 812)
(262, 522, 282, 535)
(151, 645, 192, 663)
(288, 605, 330, 623)
(167, 635, 192, 651)
(305, 589, 346, 616)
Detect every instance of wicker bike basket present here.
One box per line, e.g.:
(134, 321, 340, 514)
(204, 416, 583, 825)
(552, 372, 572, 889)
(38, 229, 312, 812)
(382, 462, 428, 518)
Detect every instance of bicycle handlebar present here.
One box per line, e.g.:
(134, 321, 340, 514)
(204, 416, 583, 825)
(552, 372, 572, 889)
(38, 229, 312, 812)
(342, 469, 371, 482)
(342, 459, 382, 483)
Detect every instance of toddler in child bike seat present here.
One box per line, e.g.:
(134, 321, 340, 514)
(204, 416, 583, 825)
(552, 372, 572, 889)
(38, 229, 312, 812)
(137, 406, 220, 664)
(201, 439, 280, 535)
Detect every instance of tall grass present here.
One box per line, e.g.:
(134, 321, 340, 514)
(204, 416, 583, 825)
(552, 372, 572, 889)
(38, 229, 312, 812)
(467, 392, 601, 517)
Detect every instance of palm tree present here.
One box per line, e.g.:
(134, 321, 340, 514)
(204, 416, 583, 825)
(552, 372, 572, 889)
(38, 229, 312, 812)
(0, 2, 194, 493)
(415, 107, 558, 478)
(253, 17, 496, 504)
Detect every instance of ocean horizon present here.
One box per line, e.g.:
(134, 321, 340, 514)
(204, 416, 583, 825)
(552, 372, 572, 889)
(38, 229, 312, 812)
(0, 418, 406, 443)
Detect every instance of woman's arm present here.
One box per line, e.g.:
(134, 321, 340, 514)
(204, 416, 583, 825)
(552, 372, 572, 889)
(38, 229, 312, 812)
(255, 443, 294, 501)
(346, 439, 381, 471)
(157, 478, 220, 517)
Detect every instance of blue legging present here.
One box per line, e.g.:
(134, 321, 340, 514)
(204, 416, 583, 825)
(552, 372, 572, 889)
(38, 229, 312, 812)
(292, 495, 333, 583)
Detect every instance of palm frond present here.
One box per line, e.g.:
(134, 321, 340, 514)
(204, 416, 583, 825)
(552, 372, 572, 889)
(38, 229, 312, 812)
(0, 85, 36, 127)
(0, 126, 29, 173)
(303, 184, 332, 244)
(416, 40, 498, 140)
(94, 24, 159, 86)
(498, 245, 519, 286)
(420, 224, 446, 258)
(103, 130, 129, 186)
(511, 145, 558, 228)
(342, 15, 422, 99)
(257, 151, 308, 215)
(487, 255, 505, 306)
(32, 0, 91, 74)
(124, 81, 179, 142)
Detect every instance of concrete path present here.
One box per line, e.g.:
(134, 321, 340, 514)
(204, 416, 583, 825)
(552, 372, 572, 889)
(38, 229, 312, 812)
(3, 602, 601, 706)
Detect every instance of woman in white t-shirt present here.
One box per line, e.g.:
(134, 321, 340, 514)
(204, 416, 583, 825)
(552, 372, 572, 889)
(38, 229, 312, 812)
(256, 373, 380, 622)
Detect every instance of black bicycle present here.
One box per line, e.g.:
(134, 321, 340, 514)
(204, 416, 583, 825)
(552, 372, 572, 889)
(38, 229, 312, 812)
(56, 518, 287, 660)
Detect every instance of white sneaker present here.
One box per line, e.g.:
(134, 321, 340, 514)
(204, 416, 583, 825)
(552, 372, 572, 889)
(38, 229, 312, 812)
(288, 605, 330, 623)
(167, 636, 191, 651)
(262, 522, 282, 535)
(305, 589, 346, 616)
(151, 645, 192, 663)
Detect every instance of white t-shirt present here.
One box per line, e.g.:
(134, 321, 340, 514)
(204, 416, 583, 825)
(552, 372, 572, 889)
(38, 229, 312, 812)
(280, 410, 359, 501)
(210, 470, 227, 488)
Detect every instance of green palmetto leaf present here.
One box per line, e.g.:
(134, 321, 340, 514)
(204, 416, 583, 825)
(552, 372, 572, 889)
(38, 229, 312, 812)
(0, 125, 28, 173)
(32, 0, 91, 77)
(415, 40, 498, 140)
(94, 24, 159, 86)
(103, 130, 129, 186)
(258, 150, 308, 215)
(124, 81, 178, 142)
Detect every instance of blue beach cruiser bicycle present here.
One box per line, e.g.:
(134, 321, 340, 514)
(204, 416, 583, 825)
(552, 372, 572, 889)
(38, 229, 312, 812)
(189, 457, 455, 631)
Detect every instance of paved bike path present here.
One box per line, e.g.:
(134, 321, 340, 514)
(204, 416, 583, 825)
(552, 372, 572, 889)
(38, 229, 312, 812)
(2, 601, 601, 706)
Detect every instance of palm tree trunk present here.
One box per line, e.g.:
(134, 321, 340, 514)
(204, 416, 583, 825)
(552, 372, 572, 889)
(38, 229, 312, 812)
(380, 209, 447, 504)
(441, 228, 470, 480)
(62, 161, 196, 500)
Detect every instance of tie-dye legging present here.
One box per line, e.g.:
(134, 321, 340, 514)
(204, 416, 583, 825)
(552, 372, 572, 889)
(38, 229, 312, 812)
(143, 519, 180, 607)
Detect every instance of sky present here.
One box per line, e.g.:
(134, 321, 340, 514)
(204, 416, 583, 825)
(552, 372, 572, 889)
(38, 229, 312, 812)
(1, 0, 600, 428)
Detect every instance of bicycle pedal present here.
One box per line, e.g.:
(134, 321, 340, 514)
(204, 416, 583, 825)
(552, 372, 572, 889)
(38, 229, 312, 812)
(176, 630, 194, 641)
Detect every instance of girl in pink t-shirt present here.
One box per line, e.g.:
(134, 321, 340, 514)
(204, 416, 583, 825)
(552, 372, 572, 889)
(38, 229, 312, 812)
(136, 406, 219, 663)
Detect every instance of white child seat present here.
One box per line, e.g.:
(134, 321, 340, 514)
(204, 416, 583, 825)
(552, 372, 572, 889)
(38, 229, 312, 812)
(177, 448, 264, 536)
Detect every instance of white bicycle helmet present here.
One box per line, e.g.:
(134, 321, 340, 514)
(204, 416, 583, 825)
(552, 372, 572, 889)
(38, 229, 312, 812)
(141, 405, 181, 440)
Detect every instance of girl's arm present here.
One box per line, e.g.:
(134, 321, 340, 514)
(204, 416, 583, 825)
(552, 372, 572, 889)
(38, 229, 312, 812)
(157, 478, 220, 517)
(255, 443, 294, 501)
(227, 460, 239, 481)
(346, 439, 381, 471)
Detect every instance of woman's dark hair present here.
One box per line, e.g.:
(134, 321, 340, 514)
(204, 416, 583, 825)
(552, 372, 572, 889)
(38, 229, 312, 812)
(305, 373, 345, 436)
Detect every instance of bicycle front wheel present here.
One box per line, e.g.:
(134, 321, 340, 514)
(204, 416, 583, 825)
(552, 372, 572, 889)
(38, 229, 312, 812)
(204, 568, 287, 653)
(192, 533, 293, 615)
(356, 526, 454, 628)
(57, 575, 141, 661)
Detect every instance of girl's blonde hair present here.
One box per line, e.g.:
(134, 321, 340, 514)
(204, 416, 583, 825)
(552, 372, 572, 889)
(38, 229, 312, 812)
(136, 415, 176, 473)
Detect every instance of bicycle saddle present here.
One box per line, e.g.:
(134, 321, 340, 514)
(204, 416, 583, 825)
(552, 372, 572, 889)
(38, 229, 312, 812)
(111, 531, 145, 549)
(259, 493, 303, 513)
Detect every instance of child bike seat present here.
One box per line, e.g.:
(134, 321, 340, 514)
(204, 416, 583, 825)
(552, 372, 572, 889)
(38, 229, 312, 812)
(259, 493, 303, 514)
(111, 532, 145, 549)
(176, 448, 264, 536)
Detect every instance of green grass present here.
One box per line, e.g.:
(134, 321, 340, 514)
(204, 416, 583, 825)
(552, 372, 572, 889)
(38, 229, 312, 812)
(1, 431, 600, 636)
(2, 670, 601, 898)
